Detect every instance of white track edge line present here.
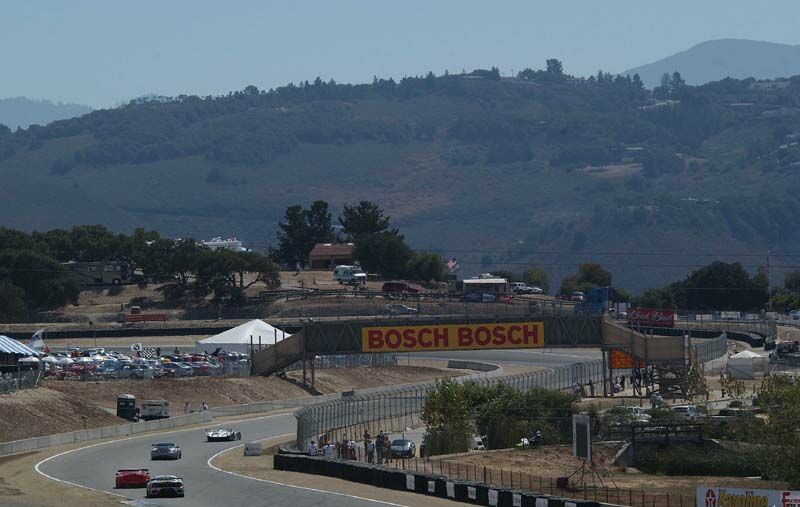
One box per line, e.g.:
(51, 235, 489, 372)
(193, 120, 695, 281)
(34, 412, 290, 501)
(206, 439, 409, 507)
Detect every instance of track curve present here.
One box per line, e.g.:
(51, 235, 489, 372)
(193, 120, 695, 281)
(37, 350, 600, 507)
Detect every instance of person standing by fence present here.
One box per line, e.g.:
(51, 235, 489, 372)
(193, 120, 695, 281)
(376, 431, 384, 463)
(366, 439, 375, 463)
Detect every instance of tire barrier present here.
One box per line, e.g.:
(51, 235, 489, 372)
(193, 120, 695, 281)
(273, 452, 601, 507)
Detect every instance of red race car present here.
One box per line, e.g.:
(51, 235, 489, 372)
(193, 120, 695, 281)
(115, 468, 150, 488)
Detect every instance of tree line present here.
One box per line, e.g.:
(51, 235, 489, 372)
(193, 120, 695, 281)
(0, 225, 280, 322)
(273, 200, 447, 282)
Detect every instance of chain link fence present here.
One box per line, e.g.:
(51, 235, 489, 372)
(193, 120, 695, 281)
(0, 370, 41, 394)
(295, 359, 604, 449)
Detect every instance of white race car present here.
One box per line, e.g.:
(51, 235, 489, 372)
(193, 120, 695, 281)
(205, 428, 242, 442)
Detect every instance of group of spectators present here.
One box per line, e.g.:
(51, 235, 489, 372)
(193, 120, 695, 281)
(307, 429, 395, 464)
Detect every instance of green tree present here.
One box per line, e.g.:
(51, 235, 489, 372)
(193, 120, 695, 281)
(0, 280, 26, 322)
(339, 201, 394, 241)
(559, 262, 612, 295)
(305, 200, 334, 246)
(545, 58, 563, 76)
(786, 271, 800, 292)
(353, 231, 412, 278)
(522, 267, 549, 292)
(405, 252, 446, 282)
(421, 379, 473, 455)
(276, 205, 309, 266)
(0, 249, 80, 311)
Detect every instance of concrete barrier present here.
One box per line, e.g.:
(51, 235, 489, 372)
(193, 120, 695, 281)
(447, 360, 501, 373)
(0, 411, 212, 456)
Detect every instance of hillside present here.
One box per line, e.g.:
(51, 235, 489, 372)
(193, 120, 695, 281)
(622, 39, 800, 88)
(0, 97, 92, 130)
(1, 71, 800, 292)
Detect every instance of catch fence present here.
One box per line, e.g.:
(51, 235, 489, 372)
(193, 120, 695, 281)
(295, 359, 605, 449)
(0, 369, 41, 394)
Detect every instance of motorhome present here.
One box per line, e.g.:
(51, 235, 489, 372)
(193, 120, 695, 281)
(333, 265, 366, 285)
(140, 400, 170, 421)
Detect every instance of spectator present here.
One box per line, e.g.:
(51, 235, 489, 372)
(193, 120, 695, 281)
(340, 436, 348, 459)
(620, 375, 626, 390)
(184, 401, 191, 415)
(383, 436, 391, 464)
(366, 439, 375, 463)
(201, 401, 208, 412)
(348, 437, 356, 460)
(323, 442, 334, 458)
(587, 378, 595, 397)
(363, 429, 371, 455)
(376, 432, 384, 463)
(308, 440, 318, 456)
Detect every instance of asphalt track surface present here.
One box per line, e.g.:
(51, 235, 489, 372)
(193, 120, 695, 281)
(37, 349, 601, 507)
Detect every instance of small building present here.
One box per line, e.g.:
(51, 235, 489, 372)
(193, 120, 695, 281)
(463, 277, 512, 296)
(308, 243, 355, 270)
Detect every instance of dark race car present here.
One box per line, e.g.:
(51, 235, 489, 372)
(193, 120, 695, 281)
(150, 442, 182, 460)
(146, 475, 184, 498)
(205, 428, 242, 442)
(115, 468, 150, 489)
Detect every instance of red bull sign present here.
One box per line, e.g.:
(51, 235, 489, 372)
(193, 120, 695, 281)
(361, 322, 544, 353)
(697, 487, 800, 507)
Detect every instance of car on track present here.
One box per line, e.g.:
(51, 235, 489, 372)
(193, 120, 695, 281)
(150, 442, 182, 460)
(385, 303, 418, 316)
(114, 468, 150, 489)
(205, 428, 242, 442)
(146, 475, 185, 498)
(389, 439, 416, 458)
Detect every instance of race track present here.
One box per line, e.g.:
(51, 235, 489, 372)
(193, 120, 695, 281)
(37, 350, 601, 507)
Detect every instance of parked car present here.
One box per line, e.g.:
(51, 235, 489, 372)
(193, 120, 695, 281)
(114, 468, 150, 489)
(671, 405, 699, 422)
(789, 309, 800, 321)
(510, 283, 543, 295)
(146, 475, 184, 498)
(161, 362, 181, 378)
(606, 405, 651, 426)
(176, 362, 194, 376)
(710, 407, 754, 424)
(389, 439, 416, 458)
(382, 282, 420, 295)
(205, 428, 242, 442)
(472, 436, 486, 451)
(462, 293, 496, 303)
(385, 304, 418, 316)
(191, 361, 212, 376)
(570, 291, 585, 302)
(150, 442, 182, 460)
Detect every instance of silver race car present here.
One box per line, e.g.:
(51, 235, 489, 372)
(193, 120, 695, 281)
(150, 442, 182, 460)
(205, 428, 242, 442)
(146, 475, 184, 498)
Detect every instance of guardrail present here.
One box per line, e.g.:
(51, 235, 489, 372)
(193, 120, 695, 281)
(294, 360, 604, 450)
(0, 411, 213, 456)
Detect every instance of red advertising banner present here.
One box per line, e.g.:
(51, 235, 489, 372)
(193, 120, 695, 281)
(627, 308, 675, 328)
(609, 349, 644, 369)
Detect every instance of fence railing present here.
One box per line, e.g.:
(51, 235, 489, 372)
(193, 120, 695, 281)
(295, 359, 605, 450)
(0, 370, 41, 394)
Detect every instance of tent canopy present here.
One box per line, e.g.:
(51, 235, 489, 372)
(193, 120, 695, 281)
(0, 336, 40, 356)
(195, 319, 291, 354)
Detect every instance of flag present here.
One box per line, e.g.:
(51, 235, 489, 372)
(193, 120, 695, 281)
(447, 257, 459, 273)
(29, 329, 45, 349)
(141, 347, 158, 359)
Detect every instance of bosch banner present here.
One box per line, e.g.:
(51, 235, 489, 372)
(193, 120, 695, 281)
(627, 308, 675, 328)
(361, 322, 544, 353)
(697, 487, 800, 507)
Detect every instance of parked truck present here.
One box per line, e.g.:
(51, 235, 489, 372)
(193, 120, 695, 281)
(139, 400, 170, 421)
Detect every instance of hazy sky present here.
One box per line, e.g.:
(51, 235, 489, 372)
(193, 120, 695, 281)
(2, 0, 799, 108)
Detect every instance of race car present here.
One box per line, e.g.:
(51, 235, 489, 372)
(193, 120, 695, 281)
(150, 442, 182, 460)
(146, 475, 184, 498)
(205, 428, 242, 442)
(114, 468, 150, 489)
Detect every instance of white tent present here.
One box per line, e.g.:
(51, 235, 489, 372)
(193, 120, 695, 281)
(727, 349, 767, 380)
(195, 319, 291, 354)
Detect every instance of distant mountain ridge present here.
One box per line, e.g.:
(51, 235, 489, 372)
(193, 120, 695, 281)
(622, 39, 800, 88)
(0, 97, 92, 130)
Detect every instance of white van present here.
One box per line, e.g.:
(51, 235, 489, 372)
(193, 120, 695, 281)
(333, 265, 366, 285)
(243, 442, 263, 456)
(140, 400, 170, 421)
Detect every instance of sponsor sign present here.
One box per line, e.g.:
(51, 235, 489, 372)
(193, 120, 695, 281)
(609, 349, 644, 369)
(627, 308, 675, 328)
(361, 322, 544, 353)
(697, 487, 800, 507)
(572, 414, 591, 461)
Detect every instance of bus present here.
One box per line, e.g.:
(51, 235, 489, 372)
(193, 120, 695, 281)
(64, 261, 131, 286)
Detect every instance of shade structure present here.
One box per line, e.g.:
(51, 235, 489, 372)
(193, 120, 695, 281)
(57, 357, 74, 365)
(0, 336, 41, 356)
(41, 356, 59, 364)
(19, 356, 40, 363)
(728, 349, 767, 379)
(195, 319, 291, 354)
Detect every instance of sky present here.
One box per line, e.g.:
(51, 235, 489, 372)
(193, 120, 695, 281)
(2, 0, 799, 108)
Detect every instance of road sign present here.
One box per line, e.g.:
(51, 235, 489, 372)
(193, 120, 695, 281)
(130, 343, 142, 352)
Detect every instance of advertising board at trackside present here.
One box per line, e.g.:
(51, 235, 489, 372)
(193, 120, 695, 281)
(627, 308, 675, 328)
(697, 486, 800, 507)
(361, 322, 544, 353)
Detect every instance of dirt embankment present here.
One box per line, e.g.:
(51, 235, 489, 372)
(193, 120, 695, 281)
(285, 365, 461, 394)
(2, 363, 463, 443)
(0, 388, 122, 442)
